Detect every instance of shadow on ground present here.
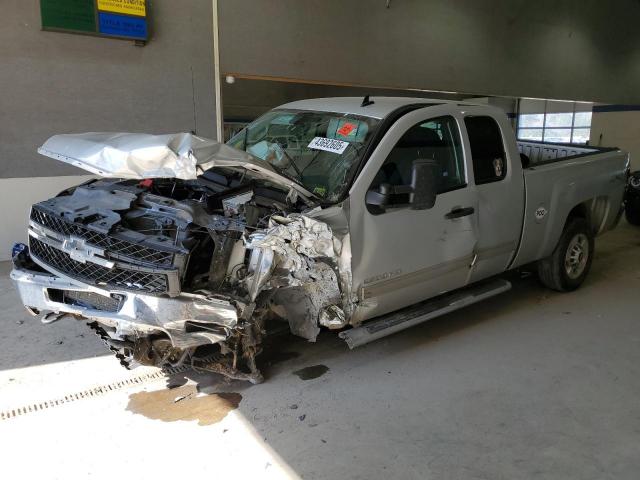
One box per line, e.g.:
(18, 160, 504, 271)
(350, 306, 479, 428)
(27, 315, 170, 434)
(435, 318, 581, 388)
(0, 262, 109, 370)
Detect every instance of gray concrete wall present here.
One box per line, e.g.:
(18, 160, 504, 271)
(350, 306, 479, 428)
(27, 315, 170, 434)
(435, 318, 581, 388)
(0, 0, 217, 259)
(222, 78, 478, 121)
(219, 0, 640, 104)
(0, 0, 217, 179)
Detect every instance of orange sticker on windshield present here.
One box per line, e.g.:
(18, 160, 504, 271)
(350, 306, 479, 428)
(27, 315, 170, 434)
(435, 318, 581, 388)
(337, 122, 357, 137)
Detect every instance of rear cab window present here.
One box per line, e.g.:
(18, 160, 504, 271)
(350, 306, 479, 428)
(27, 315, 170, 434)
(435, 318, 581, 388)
(464, 116, 507, 184)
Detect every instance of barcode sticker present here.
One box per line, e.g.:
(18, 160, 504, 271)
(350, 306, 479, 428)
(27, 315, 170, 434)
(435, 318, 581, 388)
(308, 137, 349, 154)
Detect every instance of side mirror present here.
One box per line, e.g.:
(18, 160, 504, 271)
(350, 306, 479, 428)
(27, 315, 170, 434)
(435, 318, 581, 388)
(409, 159, 438, 210)
(365, 183, 392, 208)
(365, 159, 439, 212)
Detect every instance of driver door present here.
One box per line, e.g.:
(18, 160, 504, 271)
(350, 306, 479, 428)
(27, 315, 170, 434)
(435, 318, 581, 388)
(349, 107, 479, 323)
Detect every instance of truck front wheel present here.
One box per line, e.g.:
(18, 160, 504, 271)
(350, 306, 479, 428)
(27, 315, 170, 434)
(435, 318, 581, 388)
(537, 218, 594, 292)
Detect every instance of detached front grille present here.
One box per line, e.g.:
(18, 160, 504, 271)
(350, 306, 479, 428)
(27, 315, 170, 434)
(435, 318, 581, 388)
(30, 207, 175, 266)
(30, 237, 168, 294)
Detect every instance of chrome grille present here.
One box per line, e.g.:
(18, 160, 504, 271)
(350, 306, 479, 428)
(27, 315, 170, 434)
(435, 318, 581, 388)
(30, 237, 168, 294)
(30, 206, 174, 266)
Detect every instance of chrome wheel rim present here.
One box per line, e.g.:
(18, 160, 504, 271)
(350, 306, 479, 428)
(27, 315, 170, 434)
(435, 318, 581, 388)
(565, 233, 589, 279)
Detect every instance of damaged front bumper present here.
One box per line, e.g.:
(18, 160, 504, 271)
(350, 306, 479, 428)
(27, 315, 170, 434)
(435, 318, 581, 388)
(10, 261, 241, 350)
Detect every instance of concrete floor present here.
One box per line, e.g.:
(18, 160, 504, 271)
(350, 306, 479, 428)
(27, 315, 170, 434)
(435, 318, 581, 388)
(1, 222, 639, 479)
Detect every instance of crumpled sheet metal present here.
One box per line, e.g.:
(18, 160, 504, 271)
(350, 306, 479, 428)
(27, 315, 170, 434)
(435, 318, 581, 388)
(38, 132, 315, 200)
(319, 304, 347, 329)
(38, 132, 255, 180)
(248, 214, 339, 268)
(245, 214, 351, 339)
(10, 264, 239, 349)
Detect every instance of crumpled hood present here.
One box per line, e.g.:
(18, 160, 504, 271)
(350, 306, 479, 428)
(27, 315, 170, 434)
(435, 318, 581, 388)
(38, 132, 314, 199)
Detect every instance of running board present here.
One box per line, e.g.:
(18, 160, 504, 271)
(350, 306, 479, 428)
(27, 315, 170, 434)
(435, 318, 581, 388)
(339, 278, 511, 349)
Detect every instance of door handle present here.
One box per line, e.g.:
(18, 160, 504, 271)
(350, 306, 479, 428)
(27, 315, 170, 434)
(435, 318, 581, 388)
(445, 206, 475, 219)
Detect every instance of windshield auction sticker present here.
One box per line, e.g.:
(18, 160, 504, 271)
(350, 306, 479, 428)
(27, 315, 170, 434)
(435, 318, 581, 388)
(308, 137, 349, 154)
(337, 122, 357, 137)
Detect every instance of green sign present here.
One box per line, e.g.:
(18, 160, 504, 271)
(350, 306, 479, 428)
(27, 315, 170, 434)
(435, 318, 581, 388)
(41, 0, 96, 33)
(40, 0, 148, 41)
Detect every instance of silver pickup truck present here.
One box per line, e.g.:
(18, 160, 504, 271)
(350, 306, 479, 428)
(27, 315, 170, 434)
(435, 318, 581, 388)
(11, 97, 629, 383)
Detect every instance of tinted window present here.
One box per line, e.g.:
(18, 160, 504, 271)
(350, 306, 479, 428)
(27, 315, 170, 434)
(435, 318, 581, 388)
(465, 116, 507, 184)
(371, 115, 465, 198)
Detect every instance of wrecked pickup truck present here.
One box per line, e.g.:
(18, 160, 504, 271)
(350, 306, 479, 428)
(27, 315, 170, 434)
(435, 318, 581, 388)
(11, 97, 629, 383)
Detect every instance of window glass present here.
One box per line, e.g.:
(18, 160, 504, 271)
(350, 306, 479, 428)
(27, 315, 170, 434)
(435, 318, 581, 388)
(544, 113, 573, 128)
(543, 128, 572, 143)
(465, 116, 507, 184)
(517, 128, 543, 141)
(227, 109, 380, 201)
(571, 128, 591, 144)
(370, 116, 465, 202)
(517, 107, 593, 145)
(518, 114, 544, 128)
(573, 111, 592, 127)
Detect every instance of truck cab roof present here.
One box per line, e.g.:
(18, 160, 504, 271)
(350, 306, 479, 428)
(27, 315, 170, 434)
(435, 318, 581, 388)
(277, 96, 484, 119)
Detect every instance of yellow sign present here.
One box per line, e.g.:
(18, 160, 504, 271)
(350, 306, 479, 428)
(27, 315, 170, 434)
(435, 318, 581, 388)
(97, 0, 146, 17)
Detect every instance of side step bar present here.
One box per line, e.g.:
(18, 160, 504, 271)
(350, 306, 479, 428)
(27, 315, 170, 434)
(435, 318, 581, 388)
(339, 278, 511, 349)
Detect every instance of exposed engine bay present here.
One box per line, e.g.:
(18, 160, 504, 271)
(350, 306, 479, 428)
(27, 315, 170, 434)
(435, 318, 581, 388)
(13, 168, 352, 384)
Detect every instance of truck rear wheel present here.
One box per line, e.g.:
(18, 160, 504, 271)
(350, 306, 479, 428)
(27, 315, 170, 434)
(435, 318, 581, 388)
(537, 218, 594, 292)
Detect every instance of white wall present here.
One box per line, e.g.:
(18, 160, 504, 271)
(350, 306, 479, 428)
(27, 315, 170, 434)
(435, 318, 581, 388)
(590, 111, 640, 170)
(0, 176, 93, 261)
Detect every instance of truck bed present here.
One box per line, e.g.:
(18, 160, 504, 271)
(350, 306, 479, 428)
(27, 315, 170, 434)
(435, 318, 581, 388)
(510, 146, 629, 269)
(517, 140, 618, 167)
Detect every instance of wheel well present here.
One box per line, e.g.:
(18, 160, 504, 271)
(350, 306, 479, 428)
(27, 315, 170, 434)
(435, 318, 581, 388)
(567, 203, 588, 222)
(566, 200, 606, 234)
(564, 203, 592, 233)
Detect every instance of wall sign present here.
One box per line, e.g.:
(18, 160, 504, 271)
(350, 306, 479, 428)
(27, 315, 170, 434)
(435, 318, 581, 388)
(41, 0, 148, 42)
(96, 0, 146, 17)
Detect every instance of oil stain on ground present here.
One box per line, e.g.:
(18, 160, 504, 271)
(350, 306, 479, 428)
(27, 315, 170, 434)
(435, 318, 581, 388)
(292, 364, 329, 380)
(127, 385, 241, 426)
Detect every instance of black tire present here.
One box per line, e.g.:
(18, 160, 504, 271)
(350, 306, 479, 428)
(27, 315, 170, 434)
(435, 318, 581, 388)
(537, 217, 594, 292)
(625, 202, 640, 226)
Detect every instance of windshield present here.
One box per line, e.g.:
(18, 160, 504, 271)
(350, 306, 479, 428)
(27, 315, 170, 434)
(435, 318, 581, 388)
(227, 109, 380, 202)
